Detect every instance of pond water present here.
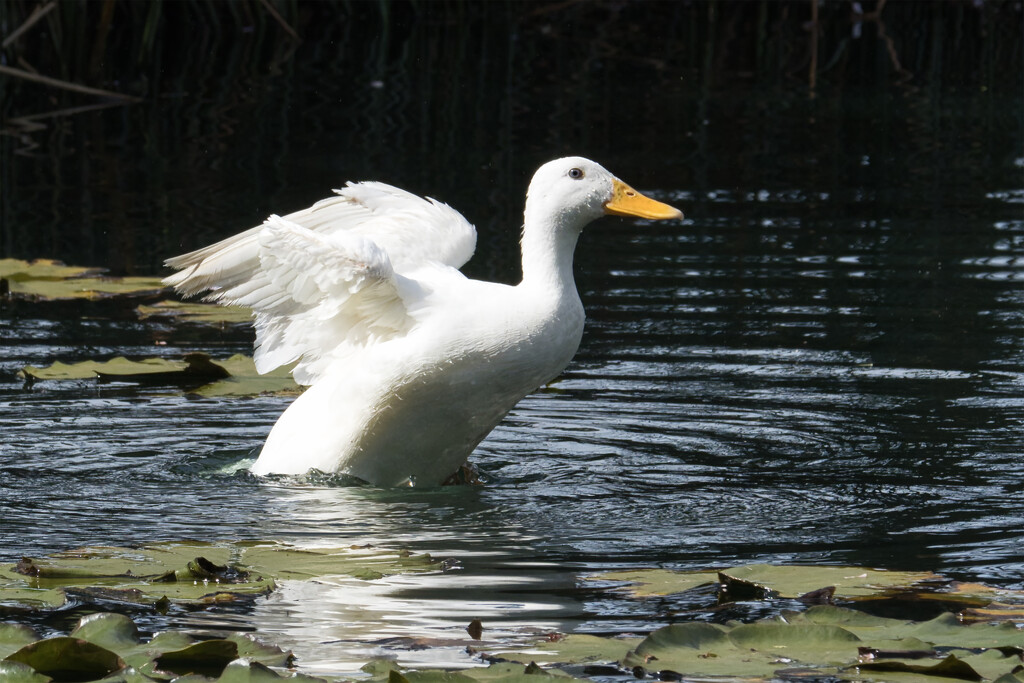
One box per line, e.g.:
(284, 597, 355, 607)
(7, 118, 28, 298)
(1, 1, 1023, 676)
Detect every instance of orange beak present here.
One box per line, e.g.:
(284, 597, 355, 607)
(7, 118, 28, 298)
(604, 178, 683, 220)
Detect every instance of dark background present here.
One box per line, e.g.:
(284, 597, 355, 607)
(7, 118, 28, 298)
(3, 0, 1021, 281)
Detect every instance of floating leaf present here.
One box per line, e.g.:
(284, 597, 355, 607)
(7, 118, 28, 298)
(961, 603, 1024, 623)
(487, 634, 640, 666)
(0, 258, 104, 281)
(184, 658, 320, 682)
(7, 275, 167, 301)
(583, 569, 718, 597)
(852, 653, 984, 681)
(153, 640, 238, 677)
(19, 353, 300, 396)
(0, 614, 310, 683)
(786, 605, 1024, 650)
(20, 357, 187, 382)
(225, 633, 295, 668)
(187, 354, 301, 397)
(238, 541, 436, 582)
(586, 565, 941, 602)
(0, 660, 53, 683)
(0, 541, 434, 611)
(4, 636, 125, 681)
(136, 299, 254, 325)
(718, 564, 940, 600)
(70, 613, 140, 651)
(382, 662, 575, 683)
(0, 624, 42, 659)
(0, 258, 164, 302)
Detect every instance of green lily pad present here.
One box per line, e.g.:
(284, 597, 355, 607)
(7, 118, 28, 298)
(19, 353, 300, 396)
(485, 604, 1024, 682)
(584, 569, 718, 597)
(0, 540, 435, 611)
(0, 257, 166, 301)
(718, 564, 941, 600)
(961, 603, 1024, 623)
(4, 637, 125, 681)
(783, 605, 1024, 650)
(462, 662, 576, 680)
(152, 640, 239, 677)
(238, 542, 435, 582)
(188, 355, 300, 396)
(20, 357, 188, 382)
(486, 634, 640, 666)
(0, 613, 312, 683)
(0, 624, 42, 659)
(0, 660, 53, 683)
(849, 651, 1009, 682)
(0, 258, 105, 281)
(136, 300, 253, 325)
(586, 564, 941, 601)
(172, 658, 322, 682)
(379, 663, 576, 683)
(70, 613, 140, 652)
(7, 274, 168, 301)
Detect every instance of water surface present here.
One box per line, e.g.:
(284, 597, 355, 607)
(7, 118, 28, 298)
(1, 1, 1022, 675)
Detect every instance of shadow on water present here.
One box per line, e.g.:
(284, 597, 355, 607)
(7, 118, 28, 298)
(1, 0, 1023, 674)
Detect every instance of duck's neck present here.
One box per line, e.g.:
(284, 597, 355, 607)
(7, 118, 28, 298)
(519, 209, 584, 295)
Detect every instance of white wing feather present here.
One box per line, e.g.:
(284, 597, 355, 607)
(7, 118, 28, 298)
(163, 181, 476, 296)
(218, 215, 415, 385)
(162, 180, 476, 384)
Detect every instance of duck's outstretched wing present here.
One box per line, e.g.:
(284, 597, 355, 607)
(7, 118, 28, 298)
(216, 215, 419, 385)
(163, 181, 476, 297)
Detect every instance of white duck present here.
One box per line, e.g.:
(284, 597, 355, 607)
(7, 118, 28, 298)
(164, 157, 682, 486)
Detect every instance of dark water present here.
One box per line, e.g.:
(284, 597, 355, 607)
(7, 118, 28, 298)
(2, 1, 1023, 674)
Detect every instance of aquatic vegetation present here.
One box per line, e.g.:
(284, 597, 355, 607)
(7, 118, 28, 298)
(0, 258, 166, 302)
(136, 300, 254, 326)
(2, 603, 1022, 682)
(0, 541, 436, 610)
(1, 259, 250, 326)
(589, 564, 942, 600)
(19, 353, 300, 396)
(0, 613, 306, 682)
(3, 555, 1023, 682)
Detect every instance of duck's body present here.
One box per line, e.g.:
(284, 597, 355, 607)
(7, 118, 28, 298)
(165, 157, 681, 486)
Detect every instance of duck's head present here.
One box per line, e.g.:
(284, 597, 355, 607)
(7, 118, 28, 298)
(525, 156, 683, 231)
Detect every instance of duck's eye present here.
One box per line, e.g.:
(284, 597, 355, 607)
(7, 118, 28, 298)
(567, 167, 584, 180)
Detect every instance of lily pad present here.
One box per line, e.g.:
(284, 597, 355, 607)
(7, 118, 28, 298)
(4, 636, 125, 681)
(0, 613, 312, 683)
(377, 662, 577, 683)
(483, 605, 1024, 682)
(136, 299, 254, 325)
(718, 564, 941, 600)
(0, 659, 54, 683)
(20, 357, 188, 382)
(0, 258, 105, 281)
(486, 634, 640, 666)
(70, 613, 140, 651)
(187, 355, 301, 396)
(1, 257, 167, 301)
(152, 640, 239, 677)
(19, 353, 300, 396)
(0, 540, 435, 611)
(0, 624, 42, 659)
(583, 569, 718, 597)
(961, 603, 1024, 623)
(172, 658, 322, 682)
(6, 274, 168, 301)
